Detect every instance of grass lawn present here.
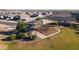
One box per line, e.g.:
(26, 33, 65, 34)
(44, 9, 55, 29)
(1, 27, 79, 50)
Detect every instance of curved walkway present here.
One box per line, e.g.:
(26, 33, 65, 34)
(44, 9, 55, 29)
(35, 27, 60, 39)
(24, 27, 60, 44)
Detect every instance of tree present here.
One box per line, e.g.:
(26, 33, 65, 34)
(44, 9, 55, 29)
(17, 32, 26, 39)
(9, 34, 16, 40)
(58, 20, 61, 26)
(13, 15, 21, 20)
(16, 21, 29, 32)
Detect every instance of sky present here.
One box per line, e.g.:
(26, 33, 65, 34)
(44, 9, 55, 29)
(0, 0, 79, 9)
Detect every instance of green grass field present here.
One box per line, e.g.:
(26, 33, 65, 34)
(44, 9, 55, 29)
(5, 27, 79, 50)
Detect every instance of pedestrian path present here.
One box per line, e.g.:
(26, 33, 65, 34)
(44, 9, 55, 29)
(35, 27, 60, 39)
(36, 31, 46, 39)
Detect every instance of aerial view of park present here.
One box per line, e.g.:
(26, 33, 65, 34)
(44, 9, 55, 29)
(0, 9, 79, 50)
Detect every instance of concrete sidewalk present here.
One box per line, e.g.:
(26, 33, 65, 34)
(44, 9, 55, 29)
(36, 31, 46, 39)
(35, 27, 60, 39)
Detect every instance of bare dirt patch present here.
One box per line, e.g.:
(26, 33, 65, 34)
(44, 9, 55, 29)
(36, 25, 58, 36)
(0, 24, 14, 32)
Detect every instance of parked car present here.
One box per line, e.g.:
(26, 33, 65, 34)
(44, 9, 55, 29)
(30, 13, 38, 17)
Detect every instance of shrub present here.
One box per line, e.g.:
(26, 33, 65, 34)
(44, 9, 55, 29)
(22, 19, 26, 21)
(26, 34, 36, 40)
(76, 28, 79, 31)
(17, 32, 26, 39)
(31, 34, 36, 40)
(9, 34, 17, 40)
(70, 24, 77, 29)
(36, 17, 41, 21)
